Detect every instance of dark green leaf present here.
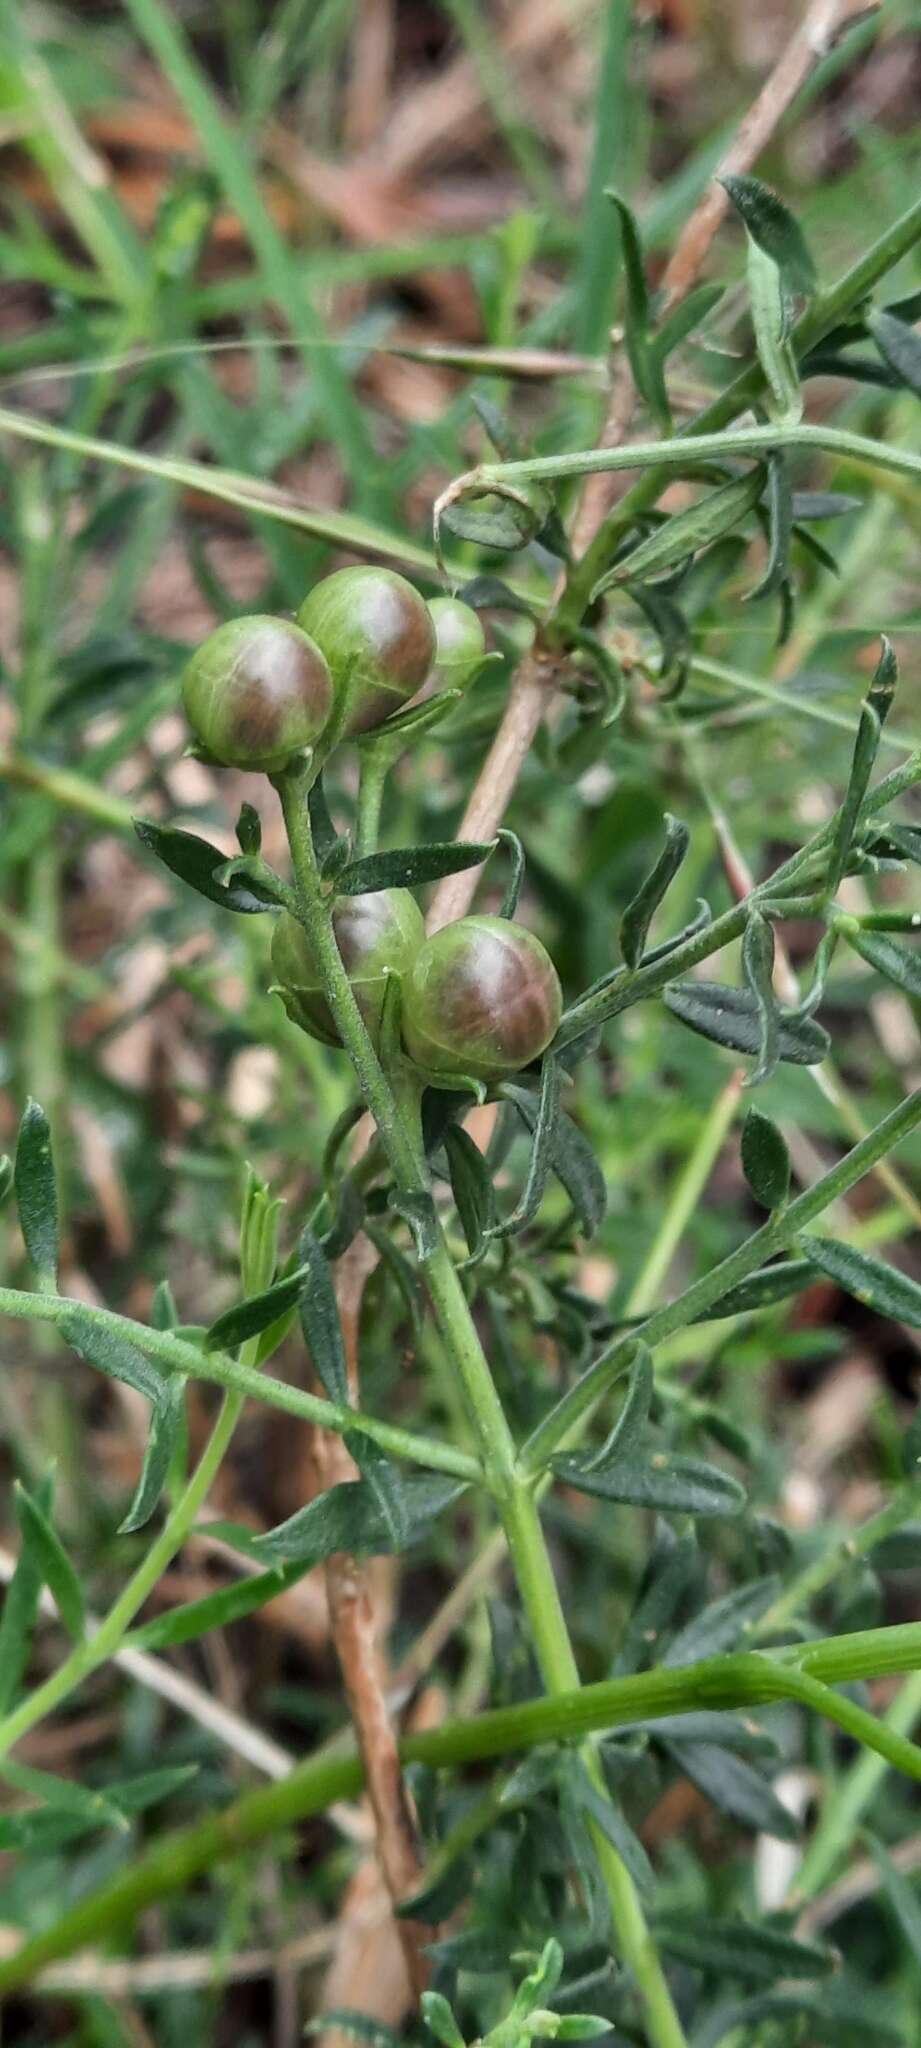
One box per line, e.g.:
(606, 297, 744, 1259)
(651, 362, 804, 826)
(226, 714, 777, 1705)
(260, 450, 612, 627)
(664, 1739, 799, 1838)
(444, 1124, 497, 1258)
(151, 1278, 179, 1330)
(127, 1555, 316, 1651)
(14, 1481, 85, 1642)
(133, 819, 278, 913)
(299, 1227, 349, 1405)
(61, 1310, 167, 1407)
(827, 637, 897, 892)
(319, 834, 353, 883)
(580, 1342, 651, 1473)
(389, 1187, 440, 1259)
(741, 1107, 790, 1210)
(337, 840, 494, 894)
(747, 450, 793, 612)
(14, 1098, 58, 1292)
(357, 687, 465, 754)
(902, 1407, 921, 1480)
(849, 925, 921, 998)
(308, 778, 339, 862)
(593, 468, 765, 598)
(459, 574, 540, 619)
(696, 1256, 817, 1321)
(792, 491, 861, 520)
(800, 1235, 921, 1329)
(721, 174, 816, 300)
(496, 828, 525, 919)
(345, 1433, 413, 1553)
(119, 1375, 186, 1534)
(866, 1829, 921, 1964)
(253, 1472, 463, 1565)
(613, 1528, 698, 1676)
(651, 1914, 834, 1984)
(0, 1154, 13, 1208)
(869, 1521, 921, 1569)
(553, 1446, 744, 1518)
(492, 1055, 561, 1239)
(664, 981, 830, 1065)
(0, 1469, 53, 1714)
(0, 1758, 126, 1829)
(663, 1576, 779, 1667)
(235, 802, 262, 855)
(567, 1756, 654, 1900)
(363, 1224, 423, 1336)
(421, 1992, 466, 2048)
(441, 479, 551, 554)
(504, 1086, 607, 1238)
(204, 1267, 308, 1353)
(870, 309, 921, 396)
(606, 191, 670, 430)
(620, 814, 690, 969)
(706, 1982, 901, 2047)
(741, 912, 781, 1087)
(103, 1764, 199, 1815)
(653, 283, 724, 363)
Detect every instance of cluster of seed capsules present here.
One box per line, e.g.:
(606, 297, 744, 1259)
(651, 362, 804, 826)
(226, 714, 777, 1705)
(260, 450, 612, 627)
(181, 566, 562, 1086)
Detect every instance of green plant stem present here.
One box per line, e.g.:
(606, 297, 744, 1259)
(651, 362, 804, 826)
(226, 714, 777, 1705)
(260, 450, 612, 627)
(465, 421, 921, 498)
(792, 1669, 921, 1902)
(5, 1621, 921, 1998)
(757, 1485, 921, 1638)
(275, 763, 688, 2048)
(521, 1082, 921, 1473)
(624, 1073, 743, 1320)
(355, 748, 389, 857)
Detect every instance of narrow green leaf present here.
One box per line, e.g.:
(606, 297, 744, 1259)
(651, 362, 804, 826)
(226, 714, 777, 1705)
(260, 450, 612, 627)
(581, 1343, 652, 1473)
(552, 1446, 745, 1518)
(133, 819, 278, 913)
(253, 1472, 462, 1566)
(492, 1055, 561, 1240)
(235, 802, 262, 855)
(0, 1758, 126, 1830)
(389, 1187, 440, 1259)
(747, 450, 793, 613)
(0, 1155, 13, 1208)
(422, 1992, 466, 2048)
(0, 1470, 53, 1714)
(745, 236, 803, 421)
(61, 1310, 168, 1407)
(651, 1914, 834, 1984)
(653, 283, 724, 364)
(14, 1481, 85, 1642)
(613, 1528, 698, 1677)
(741, 912, 781, 1088)
(307, 778, 339, 862)
(299, 1227, 349, 1406)
(151, 1278, 179, 1329)
(103, 1764, 199, 1815)
(619, 814, 690, 969)
(849, 925, 921, 998)
(865, 1829, 921, 1964)
(664, 981, 830, 1065)
(663, 1576, 779, 1668)
(204, 1266, 308, 1352)
(870, 309, 921, 396)
(444, 1124, 497, 1258)
(14, 1099, 58, 1292)
(696, 1256, 817, 1321)
(337, 840, 494, 895)
(127, 1556, 313, 1651)
(593, 467, 765, 598)
(119, 1375, 186, 1534)
(801, 1235, 921, 1329)
(345, 1434, 413, 1554)
(606, 191, 670, 430)
(356, 686, 465, 756)
(664, 1738, 799, 1839)
(568, 1757, 654, 1899)
(741, 1107, 790, 1210)
(496, 828, 525, 919)
(827, 637, 897, 892)
(626, 581, 690, 694)
(504, 1085, 607, 1238)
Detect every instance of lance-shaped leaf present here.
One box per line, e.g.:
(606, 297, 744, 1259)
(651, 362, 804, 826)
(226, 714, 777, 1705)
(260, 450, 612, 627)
(14, 1098, 58, 1293)
(741, 1107, 790, 1210)
(566, 1755, 655, 1900)
(848, 925, 921, 999)
(235, 801, 261, 855)
(61, 1311, 168, 1407)
(800, 1235, 921, 1329)
(496, 828, 525, 919)
(133, 819, 279, 913)
(356, 686, 464, 757)
(696, 1255, 817, 1322)
(119, 1375, 186, 1535)
(866, 1829, 921, 1966)
(0, 1470, 54, 1714)
(551, 1448, 744, 1518)
(827, 637, 897, 892)
(664, 981, 829, 1065)
(663, 1575, 779, 1667)
(204, 1266, 308, 1352)
(298, 1227, 350, 1405)
(253, 1472, 463, 1565)
(606, 191, 670, 430)
(870, 309, 921, 397)
(741, 911, 781, 1088)
(577, 1341, 652, 1473)
(336, 839, 495, 894)
(626, 581, 691, 695)
(344, 1433, 413, 1553)
(613, 1527, 698, 1677)
(0, 1155, 12, 1209)
(503, 1085, 607, 1237)
(593, 466, 765, 598)
(490, 1055, 561, 1240)
(651, 1914, 835, 1984)
(14, 1482, 85, 1643)
(389, 1187, 440, 1259)
(619, 814, 690, 969)
(664, 1738, 799, 1839)
(653, 282, 724, 364)
(747, 450, 793, 628)
(444, 1124, 497, 1260)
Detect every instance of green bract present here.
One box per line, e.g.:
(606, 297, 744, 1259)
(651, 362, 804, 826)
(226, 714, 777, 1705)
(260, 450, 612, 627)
(427, 596, 487, 687)
(181, 616, 333, 771)
(402, 915, 562, 1081)
(271, 890, 425, 1049)
(297, 567, 436, 735)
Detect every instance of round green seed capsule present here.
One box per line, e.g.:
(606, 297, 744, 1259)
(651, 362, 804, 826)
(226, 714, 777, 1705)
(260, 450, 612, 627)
(297, 567, 436, 735)
(427, 597, 487, 688)
(181, 616, 333, 771)
(402, 915, 562, 1082)
(271, 889, 426, 1049)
